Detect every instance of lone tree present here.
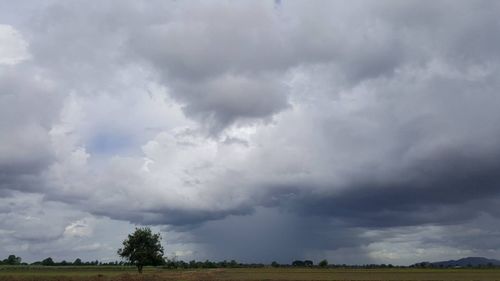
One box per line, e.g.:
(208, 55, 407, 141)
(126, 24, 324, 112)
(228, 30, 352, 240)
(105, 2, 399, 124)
(117, 227, 164, 273)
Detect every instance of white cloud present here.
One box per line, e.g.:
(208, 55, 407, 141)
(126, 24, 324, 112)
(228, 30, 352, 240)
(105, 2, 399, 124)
(0, 25, 30, 65)
(64, 219, 93, 238)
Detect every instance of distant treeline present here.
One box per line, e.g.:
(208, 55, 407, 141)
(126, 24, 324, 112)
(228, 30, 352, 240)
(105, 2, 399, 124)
(0, 255, 397, 269)
(163, 259, 405, 269)
(0, 255, 123, 266)
(2, 254, 500, 269)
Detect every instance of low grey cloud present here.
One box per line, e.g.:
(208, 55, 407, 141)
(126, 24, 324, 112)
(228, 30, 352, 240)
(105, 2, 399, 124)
(2, 0, 500, 264)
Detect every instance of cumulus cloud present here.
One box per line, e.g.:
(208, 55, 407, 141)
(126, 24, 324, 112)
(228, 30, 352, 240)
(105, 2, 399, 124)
(0, 25, 30, 65)
(2, 0, 500, 264)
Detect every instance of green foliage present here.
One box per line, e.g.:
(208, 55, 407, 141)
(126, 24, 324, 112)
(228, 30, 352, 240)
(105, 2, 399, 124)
(3, 255, 22, 265)
(42, 257, 55, 266)
(319, 259, 328, 267)
(117, 227, 164, 273)
(292, 260, 313, 267)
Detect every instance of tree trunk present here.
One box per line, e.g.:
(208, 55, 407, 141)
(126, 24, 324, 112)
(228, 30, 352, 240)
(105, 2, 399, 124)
(137, 265, 143, 274)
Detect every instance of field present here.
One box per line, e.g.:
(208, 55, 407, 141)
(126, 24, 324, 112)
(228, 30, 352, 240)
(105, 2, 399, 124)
(2, 267, 500, 281)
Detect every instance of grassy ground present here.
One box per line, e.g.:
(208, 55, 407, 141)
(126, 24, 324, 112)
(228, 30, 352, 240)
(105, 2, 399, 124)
(215, 268, 500, 280)
(2, 266, 500, 281)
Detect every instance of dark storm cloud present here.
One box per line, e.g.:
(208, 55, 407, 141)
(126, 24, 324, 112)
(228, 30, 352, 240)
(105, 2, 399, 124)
(176, 207, 374, 263)
(128, 1, 293, 133)
(176, 74, 289, 133)
(0, 65, 59, 193)
(128, 0, 500, 134)
(3, 0, 500, 264)
(92, 205, 254, 227)
(285, 148, 500, 227)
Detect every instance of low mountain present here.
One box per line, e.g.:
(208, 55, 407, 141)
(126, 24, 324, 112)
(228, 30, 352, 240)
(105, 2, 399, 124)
(413, 257, 500, 268)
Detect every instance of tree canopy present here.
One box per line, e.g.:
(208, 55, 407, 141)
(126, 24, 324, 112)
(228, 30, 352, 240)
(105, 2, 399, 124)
(42, 257, 54, 266)
(117, 227, 164, 273)
(3, 255, 22, 265)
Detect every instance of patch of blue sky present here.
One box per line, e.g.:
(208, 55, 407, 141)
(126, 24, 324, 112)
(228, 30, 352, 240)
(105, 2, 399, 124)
(87, 131, 138, 156)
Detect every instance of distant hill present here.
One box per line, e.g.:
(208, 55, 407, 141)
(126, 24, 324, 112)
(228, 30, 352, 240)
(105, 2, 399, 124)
(413, 257, 500, 268)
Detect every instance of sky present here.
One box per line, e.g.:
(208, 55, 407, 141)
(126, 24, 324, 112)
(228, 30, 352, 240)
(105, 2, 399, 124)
(1, 0, 500, 266)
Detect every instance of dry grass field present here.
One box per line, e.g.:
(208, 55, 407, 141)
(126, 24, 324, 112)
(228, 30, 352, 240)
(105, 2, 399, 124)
(3, 267, 500, 281)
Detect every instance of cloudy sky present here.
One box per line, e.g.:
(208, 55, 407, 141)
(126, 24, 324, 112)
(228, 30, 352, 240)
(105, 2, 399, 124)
(2, 0, 500, 265)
